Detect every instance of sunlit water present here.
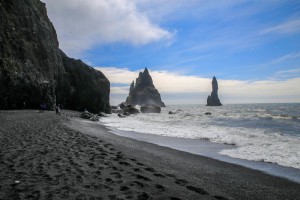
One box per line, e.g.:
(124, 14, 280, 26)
(101, 104, 300, 169)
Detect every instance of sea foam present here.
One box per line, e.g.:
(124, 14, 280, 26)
(101, 104, 300, 169)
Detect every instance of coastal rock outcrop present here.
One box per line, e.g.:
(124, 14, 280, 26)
(125, 68, 165, 107)
(80, 110, 100, 121)
(206, 76, 222, 106)
(0, 0, 110, 113)
(122, 105, 140, 115)
(59, 51, 110, 113)
(140, 105, 161, 113)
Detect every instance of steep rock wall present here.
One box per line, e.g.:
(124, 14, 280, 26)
(0, 0, 110, 113)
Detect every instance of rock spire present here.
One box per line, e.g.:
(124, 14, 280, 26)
(125, 68, 165, 107)
(206, 76, 222, 106)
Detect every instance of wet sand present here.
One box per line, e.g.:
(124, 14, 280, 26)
(0, 110, 300, 200)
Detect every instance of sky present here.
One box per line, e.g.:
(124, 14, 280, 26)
(42, 0, 300, 105)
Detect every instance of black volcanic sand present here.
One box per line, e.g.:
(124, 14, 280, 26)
(0, 111, 300, 200)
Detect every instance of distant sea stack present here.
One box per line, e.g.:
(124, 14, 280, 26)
(206, 76, 222, 106)
(125, 68, 165, 107)
(0, 0, 110, 113)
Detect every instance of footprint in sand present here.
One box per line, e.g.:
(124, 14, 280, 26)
(136, 162, 145, 166)
(213, 195, 229, 200)
(130, 181, 144, 188)
(169, 197, 182, 200)
(125, 195, 134, 199)
(153, 173, 165, 178)
(84, 185, 91, 189)
(109, 172, 122, 179)
(186, 185, 209, 195)
(165, 173, 176, 178)
(103, 185, 114, 191)
(134, 168, 141, 172)
(144, 167, 155, 172)
(95, 170, 101, 175)
(174, 179, 188, 186)
(105, 178, 113, 183)
(119, 161, 131, 166)
(120, 186, 130, 191)
(155, 184, 165, 192)
(136, 174, 151, 182)
(137, 192, 150, 200)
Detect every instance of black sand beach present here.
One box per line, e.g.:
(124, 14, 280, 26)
(0, 110, 300, 200)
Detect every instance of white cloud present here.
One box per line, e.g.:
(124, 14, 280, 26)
(260, 18, 300, 35)
(96, 67, 211, 93)
(272, 69, 300, 79)
(97, 67, 300, 105)
(270, 52, 300, 64)
(42, 0, 172, 57)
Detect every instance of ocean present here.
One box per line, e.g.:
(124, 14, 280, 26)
(100, 103, 300, 170)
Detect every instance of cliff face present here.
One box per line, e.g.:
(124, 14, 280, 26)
(59, 51, 110, 113)
(206, 76, 222, 106)
(125, 68, 165, 107)
(0, 0, 110, 113)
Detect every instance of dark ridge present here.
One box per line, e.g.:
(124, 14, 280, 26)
(0, 0, 110, 113)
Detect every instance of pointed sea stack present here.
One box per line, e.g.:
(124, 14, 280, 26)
(206, 76, 222, 106)
(125, 68, 165, 107)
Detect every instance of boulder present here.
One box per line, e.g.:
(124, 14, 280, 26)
(123, 107, 140, 115)
(140, 105, 161, 113)
(118, 114, 126, 118)
(111, 109, 123, 114)
(120, 103, 127, 110)
(168, 109, 182, 114)
(80, 110, 100, 121)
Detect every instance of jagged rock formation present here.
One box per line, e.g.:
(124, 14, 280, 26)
(206, 76, 222, 106)
(0, 0, 110, 113)
(125, 68, 165, 107)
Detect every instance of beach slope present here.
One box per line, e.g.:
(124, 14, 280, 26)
(0, 110, 299, 200)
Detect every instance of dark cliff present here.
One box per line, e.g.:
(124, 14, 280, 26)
(125, 68, 165, 107)
(206, 76, 222, 106)
(0, 0, 110, 113)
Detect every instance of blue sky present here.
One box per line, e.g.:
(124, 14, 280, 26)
(43, 0, 300, 105)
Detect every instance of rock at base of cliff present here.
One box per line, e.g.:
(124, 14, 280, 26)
(80, 110, 100, 121)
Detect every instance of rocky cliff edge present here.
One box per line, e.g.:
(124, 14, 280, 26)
(0, 0, 110, 113)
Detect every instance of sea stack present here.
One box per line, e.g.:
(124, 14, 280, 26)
(0, 0, 110, 113)
(206, 76, 222, 106)
(125, 68, 165, 107)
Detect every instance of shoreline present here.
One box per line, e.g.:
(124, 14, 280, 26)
(103, 126, 300, 183)
(1, 110, 300, 199)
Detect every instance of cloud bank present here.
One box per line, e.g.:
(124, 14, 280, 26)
(42, 0, 172, 57)
(97, 67, 300, 105)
